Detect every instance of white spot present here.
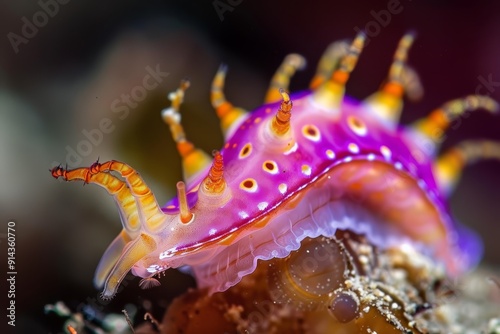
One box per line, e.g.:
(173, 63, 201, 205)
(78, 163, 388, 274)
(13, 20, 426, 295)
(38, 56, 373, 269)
(208, 228, 217, 236)
(161, 107, 180, 123)
(367, 153, 376, 161)
(239, 211, 249, 219)
(348, 143, 359, 154)
(394, 162, 403, 170)
(284, 141, 298, 155)
(301, 165, 312, 176)
(326, 149, 335, 159)
(380, 145, 392, 160)
(400, 243, 416, 256)
(343, 156, 353, 163)
(278, 183, 287, 195)
(258, 202, 268, 210)
(159, 249, 176, 259)
(146, 265, 159, 274)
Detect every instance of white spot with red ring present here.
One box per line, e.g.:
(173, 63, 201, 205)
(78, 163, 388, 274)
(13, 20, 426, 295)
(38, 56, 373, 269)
(347, 115, 367, 136)
(239, 143, 252, 159)
(262, 160, 279, 174)
(302, 124, 321, 142)
(240, 178, 258, 193)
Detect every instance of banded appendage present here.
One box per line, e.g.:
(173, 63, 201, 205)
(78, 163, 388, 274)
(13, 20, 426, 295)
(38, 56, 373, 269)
(407, 94, 499, 163)
(271, 89, 293, 136)
(310, 40, 350, 90)
(313, 32, 366, 110)
(51, 161, 163, 299)
(264, 53, 306, 103)
(363, 32, 423, 126)
(202, 150, 226, 194)
(197, 150, 232, 207)
(308, 32, 423, 127)
(434, 140, 500, 195)
(413, 95, 498, 144)
(260, 89, 297, 153)
(162, 80, 212, 184)
(210, 65, 247, 136)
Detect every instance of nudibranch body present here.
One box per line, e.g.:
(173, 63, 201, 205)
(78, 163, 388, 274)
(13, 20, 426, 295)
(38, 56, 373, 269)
(51, 33, 500, 303)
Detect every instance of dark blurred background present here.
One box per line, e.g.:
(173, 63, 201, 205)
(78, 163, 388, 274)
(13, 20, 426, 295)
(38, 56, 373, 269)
(1, 0, 500, 332)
